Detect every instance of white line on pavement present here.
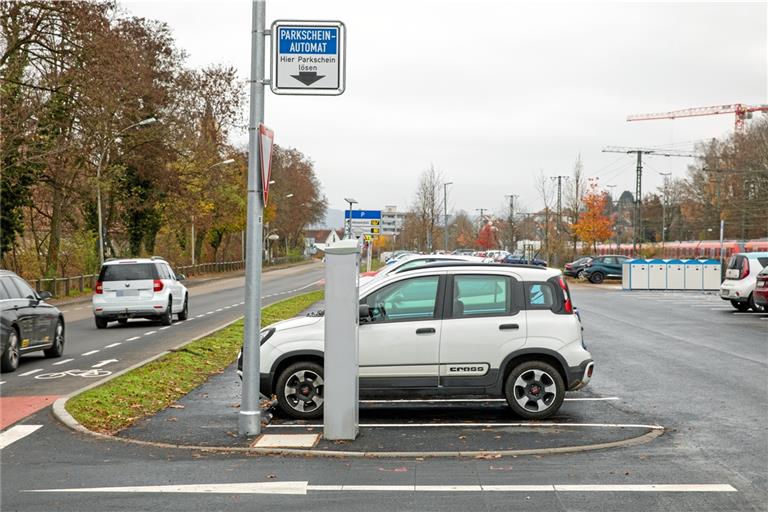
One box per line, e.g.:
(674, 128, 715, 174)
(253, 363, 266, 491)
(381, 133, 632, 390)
(268, 421, 664, 430)
(81, 350, 100, 356)
(92, 359, 118, 368)
(0, 425, 43, 450)
(205, 312, 213, 315)
(215, 308, 223, 312)
(195, 314, 204, 318)
(144, 331, 157, 336)
(0, 381, 5, 385)
(104, 343, 121, 348)
(125, 336, 140, 341)
(52, 358, 74, 366)
(17, 369, 43, 377)
(22, 482, 737, 495)
(359, 397, 620, 404)
(159, 326, 171, 330)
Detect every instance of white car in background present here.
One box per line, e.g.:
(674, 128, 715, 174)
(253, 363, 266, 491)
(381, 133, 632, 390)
(359, 253, 484, 286)
(92, 257, 189, 328)
(720, 252, 768, 312)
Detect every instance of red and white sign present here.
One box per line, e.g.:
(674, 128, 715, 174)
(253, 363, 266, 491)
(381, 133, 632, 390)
(258, 124, 275, 205)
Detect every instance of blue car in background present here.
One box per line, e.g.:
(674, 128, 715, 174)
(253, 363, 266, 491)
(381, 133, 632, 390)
(499, 254, 548, 267)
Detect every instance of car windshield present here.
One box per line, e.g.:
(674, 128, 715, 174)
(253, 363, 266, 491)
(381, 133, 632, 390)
(99, 263, 158, 281)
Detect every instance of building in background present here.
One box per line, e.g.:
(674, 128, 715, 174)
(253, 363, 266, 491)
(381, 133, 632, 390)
(381, 205, 406, 236)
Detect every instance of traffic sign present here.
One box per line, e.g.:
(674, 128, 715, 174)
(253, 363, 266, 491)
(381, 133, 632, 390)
(258, 124, 274, 205)
(345, 210, 382, 220)
(271, 20, 346, 96)
(345, 210, 381, 238)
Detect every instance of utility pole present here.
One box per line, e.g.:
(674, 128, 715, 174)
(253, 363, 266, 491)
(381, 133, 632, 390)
(606, 185, 617, 252)
(239, 0, 266, 437)
(344, 197, 358, 239)
(475, 208, 487, 231)
(659, 172, 671, 248)
(550, 176, 568, 235)
(603, 146, 696, 255)
(505, 194, 518, 252)
(443, 182, 453, 252)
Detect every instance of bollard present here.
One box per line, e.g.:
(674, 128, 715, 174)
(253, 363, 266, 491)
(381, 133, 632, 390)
(323, 238, 361, 441)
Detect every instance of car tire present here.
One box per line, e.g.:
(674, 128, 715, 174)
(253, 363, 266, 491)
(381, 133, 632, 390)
(276, 361, 324, 420)
(44, 320, 65, 358)
(177, 295, 189, 321)
(160, 298, 173, 326)
(748, 293, 765, 313)
(730, 300, 750, 312)
(589, 272, 605, 284)
(1, 328, 20, 373)
(504, 360, 565, 420)
(95, 316, 108, 329)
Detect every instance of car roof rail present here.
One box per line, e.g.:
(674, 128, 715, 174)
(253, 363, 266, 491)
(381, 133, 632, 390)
(104, 258, 118, 262)
(150, 256, 167, 261)
(397, 261, 548, 273)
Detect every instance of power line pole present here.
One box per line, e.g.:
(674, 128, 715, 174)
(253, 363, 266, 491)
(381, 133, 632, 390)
(659, 172, 671, 248)
(550, 176, 568, 235)
(239, 0, 266, 437)
(475, 208, 487, 231)
(606, 184, 617, 252)
(602, 146, 696, 255)
(505, 194, 518, 252)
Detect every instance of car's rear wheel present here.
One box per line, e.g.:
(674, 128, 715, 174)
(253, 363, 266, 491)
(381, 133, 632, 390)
(44, 320, 65, 358)
(748, 293, 765, 313)
(589, 271, 604, 284)
(177, 295, 189, 321)
(504, 361, 565, 420)
(730, 300, 750, 312)
(1, 328, 20, 373)
(160, 298, 173, 326)
(95, 316, 108, 329)
(276, 361, 324, 420)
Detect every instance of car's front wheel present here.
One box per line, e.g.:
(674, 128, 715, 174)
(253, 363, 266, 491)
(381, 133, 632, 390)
(44, 320, 65, 358)
(1, 328, 20, 373)
(589, 271, 605, 284)
(504, 361, 565, 420)
(730, 300, 750, 312)
(276, 361, 324, 420)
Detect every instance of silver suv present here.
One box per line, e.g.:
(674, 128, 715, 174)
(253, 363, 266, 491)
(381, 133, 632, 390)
(92, 258, 189, 329)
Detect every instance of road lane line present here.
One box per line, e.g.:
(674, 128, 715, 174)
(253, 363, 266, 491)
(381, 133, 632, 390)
(552, 484, 736, 492)
(81, 350, 100, 356)
(196, 314, 205, 318)
(215, 308, 223, 312)
(104, 343, 121, 348)
(52, 358, 74, 366)
(159, 326, 171, 330)
(0, 425, 43, 449)
(18, 369, 43, 377)
(268, 422, 664, 430)
(92, 359, 118, 368)
(359, 397, 620, 404)
(144, 331, 157, 336)
(125, 336, 140, 341)
(0, 381, 5, 386)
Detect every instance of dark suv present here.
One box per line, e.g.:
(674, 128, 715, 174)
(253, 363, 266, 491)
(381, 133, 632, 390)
(581, 255, 629, 284)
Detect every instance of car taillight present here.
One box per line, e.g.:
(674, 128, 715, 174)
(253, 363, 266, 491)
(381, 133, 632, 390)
(559, 276, 573, 314)
(740, 259, 750, 280)
(95, 281, 103, 294)
(153, 279, 164, 292)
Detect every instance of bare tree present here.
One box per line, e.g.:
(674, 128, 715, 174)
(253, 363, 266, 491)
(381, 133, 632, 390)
(535, 171, 557, 263)
(410, 165, 445, 252)
(565, 154, 586, 256)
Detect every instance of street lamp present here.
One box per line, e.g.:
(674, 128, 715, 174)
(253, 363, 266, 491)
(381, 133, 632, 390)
(443, 182, 453, 252)
(96, 117, 157, 264)
(344, 197, 358, 239)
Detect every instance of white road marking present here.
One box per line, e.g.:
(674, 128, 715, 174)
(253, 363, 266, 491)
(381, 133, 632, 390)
(159, 326, 171, 330)
(215, 308, 223, 312)
(196, 314, 205, 318)
(104, 343, 121, 348)
(0, 425, 43, 449)
(268, 421, 664, 430)
(0, 381, 5, 385)
(22, 482, 737, 495)
(52, 358, 74, 366)
(144, 331, 157, 336)
(91, 359, 118, 368)
(360, 397, 620, 404)
(239, 301, 245, 305)
(126, 336, 140, 341)
(81, 350, 100, 356)
(18, 369, 43, 377)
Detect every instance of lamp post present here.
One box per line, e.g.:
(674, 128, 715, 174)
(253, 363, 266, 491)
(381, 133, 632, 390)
(443, 182, 452, 252)
(191, 159, 236, 266)
(95, 117, 157, 263)
(344, 197, 357, 239)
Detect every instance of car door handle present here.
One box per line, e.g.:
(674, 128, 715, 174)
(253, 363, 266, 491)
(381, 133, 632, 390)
(415, 327, 436, 334)
(499, 323, 519, 330)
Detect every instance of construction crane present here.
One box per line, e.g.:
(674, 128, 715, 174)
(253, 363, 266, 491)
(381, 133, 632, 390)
(602, 146, 698, 254)
(627, 104, 768, 133)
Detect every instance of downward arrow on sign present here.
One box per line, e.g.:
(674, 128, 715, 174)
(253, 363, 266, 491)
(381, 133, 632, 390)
(291, 72, 325, 86)
(92, 359, 118, 368)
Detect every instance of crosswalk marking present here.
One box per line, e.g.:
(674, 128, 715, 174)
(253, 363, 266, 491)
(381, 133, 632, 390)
(0, 425, 42, 449)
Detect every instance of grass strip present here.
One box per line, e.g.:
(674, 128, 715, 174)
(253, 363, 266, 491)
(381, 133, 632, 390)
(66, 290, 323, 434)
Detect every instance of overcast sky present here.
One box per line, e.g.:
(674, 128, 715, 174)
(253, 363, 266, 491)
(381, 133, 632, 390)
(124, 0, 766, 218)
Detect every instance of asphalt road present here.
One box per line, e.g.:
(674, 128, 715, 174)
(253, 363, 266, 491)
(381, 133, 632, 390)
(1, 281, 767, 511)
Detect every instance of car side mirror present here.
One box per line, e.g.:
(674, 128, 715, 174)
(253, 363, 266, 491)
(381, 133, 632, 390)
(359, 304, 371, 322)
(38, 290, 53, 301)
(177, 274, 186, 281)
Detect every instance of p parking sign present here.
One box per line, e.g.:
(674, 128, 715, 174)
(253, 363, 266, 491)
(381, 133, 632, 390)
(271, 20, 346, 95)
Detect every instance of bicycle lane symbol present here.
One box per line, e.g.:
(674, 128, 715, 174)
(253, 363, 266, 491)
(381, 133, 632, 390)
(35, 369, 112, 380)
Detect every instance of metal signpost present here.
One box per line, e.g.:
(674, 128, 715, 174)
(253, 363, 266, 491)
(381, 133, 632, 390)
(240, 2, 346, 437)
(271, 20, 346, 95)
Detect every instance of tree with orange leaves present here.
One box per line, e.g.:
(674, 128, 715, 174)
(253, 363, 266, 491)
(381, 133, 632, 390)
(573, 182, 614, 252)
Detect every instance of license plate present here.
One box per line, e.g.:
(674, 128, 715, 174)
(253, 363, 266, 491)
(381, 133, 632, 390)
(116, 290, 139, 297)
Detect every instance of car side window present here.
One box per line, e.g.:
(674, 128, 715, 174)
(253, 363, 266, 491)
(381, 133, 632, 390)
(0, 278, 13, 300)
(362, 276, 439, 323)
(397, 259, 433, 272)
(12, 277, 36, 299)
(452, 275, 511, 318)
(156, 263, 170, 280)
(165, 264, 176, 281)
(526, 282, 556, 310)
(603, 257, 616, 265)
